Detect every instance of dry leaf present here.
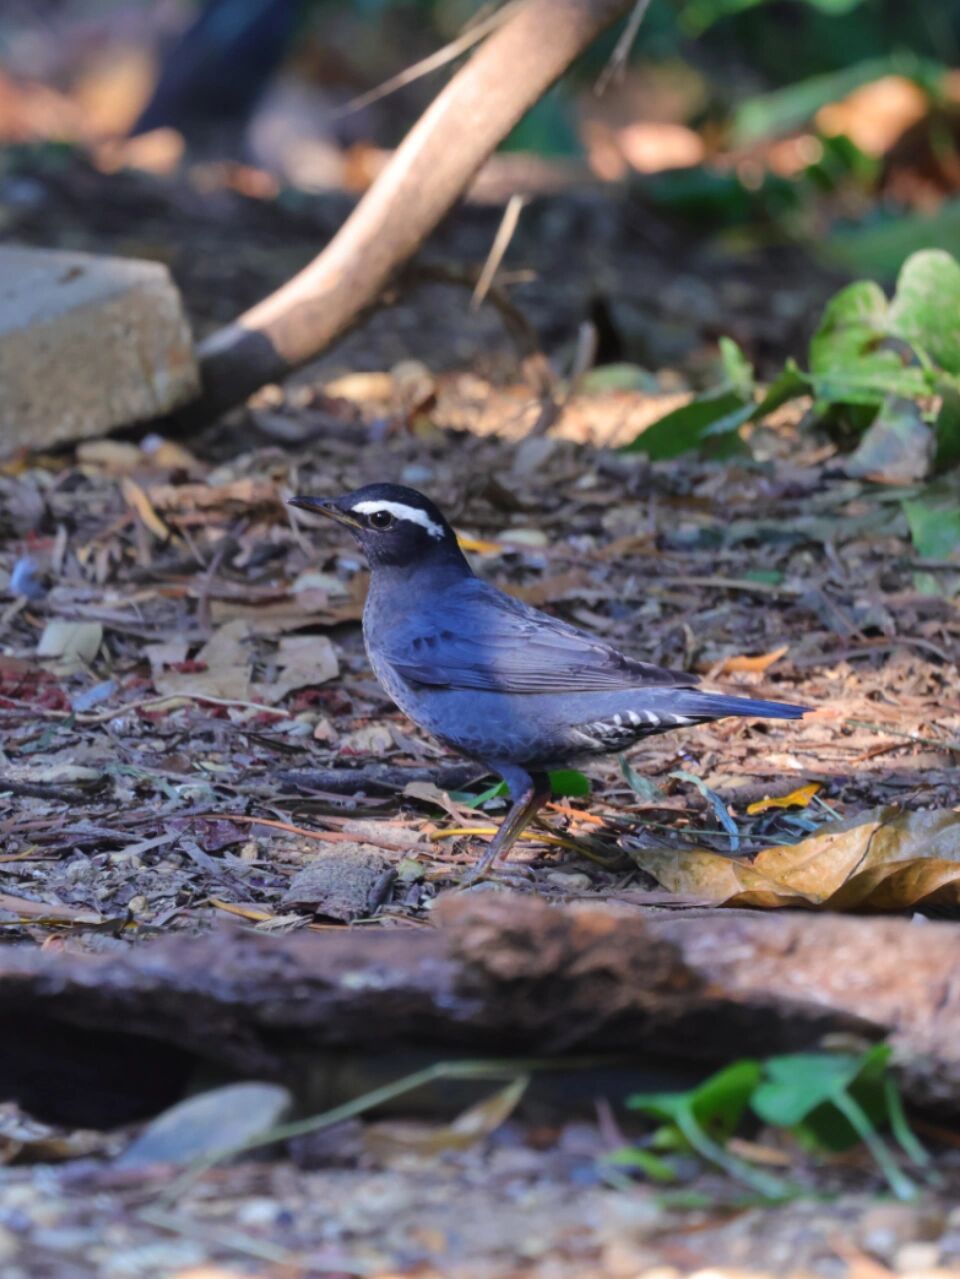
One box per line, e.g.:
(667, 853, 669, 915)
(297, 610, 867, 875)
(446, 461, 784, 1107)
(403, 780, 469, 820)
(146, 478, 278, 512)
(256, 634, 339, 705)
(121, 476, 173, 541)
(152, 619, 252, 701)
(37, 619, 102, 663)
(631, 808, 960, 912)
(76, 439, 143, 473)
(364, 1076, 528, 1159)
(715, 645, 789, 676)
(143, 638, 190, 674)
(457, 534, 504, 554)
(747, 783, 821, 816)
(628, 846, 808, 909)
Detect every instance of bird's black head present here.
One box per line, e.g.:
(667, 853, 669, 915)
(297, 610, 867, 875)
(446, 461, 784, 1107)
(289, 483, 468, 572)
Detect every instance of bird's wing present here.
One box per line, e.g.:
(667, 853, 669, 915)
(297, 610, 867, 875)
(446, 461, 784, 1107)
(381, 578, 698, 694)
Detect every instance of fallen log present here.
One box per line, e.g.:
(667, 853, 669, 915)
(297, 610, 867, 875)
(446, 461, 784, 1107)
(1, 897, 958, 1124)
(187, 0, 634, 422)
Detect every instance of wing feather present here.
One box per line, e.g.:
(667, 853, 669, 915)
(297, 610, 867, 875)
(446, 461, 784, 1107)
(382, 578, 697, 694)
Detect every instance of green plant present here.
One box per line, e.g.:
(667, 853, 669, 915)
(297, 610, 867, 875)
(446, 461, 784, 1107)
(614, 1045, 929, 1201)
(621, 248, 960, 471)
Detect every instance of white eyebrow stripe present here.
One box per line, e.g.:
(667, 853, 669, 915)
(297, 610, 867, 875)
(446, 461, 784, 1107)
(351, 500, 445, 540)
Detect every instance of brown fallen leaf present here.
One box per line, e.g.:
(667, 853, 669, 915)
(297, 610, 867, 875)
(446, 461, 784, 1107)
(146, 478, 279, 512)
(152, 619, 252, 702)
(363, 1076, 528, 1159)
(121, 476, 173, 541)
(255, 634, 339, 705)
(630, 807, 960, 912)
(626, 846, 809, 910)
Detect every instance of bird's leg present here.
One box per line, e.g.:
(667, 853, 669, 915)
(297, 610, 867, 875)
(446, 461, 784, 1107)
(460, 768, 552, 886)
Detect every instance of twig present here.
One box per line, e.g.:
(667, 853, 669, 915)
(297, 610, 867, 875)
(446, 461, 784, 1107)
(845, 719, 960, 755)
(595, 0, 653, 95)
(472, 193, 527, 310)
(203, 813, 417, 852)
(332, 1, 520, 119)
(650, 575, 803, 599)
(186, 0, 634, 420)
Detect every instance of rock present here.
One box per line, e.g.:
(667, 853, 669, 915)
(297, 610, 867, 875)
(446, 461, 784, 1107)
(0, 245, 198, 451)
(115, 1081, 291, 1169)
(281, 844, 394, 920)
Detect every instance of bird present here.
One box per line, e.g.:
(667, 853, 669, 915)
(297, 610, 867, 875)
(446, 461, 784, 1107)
(288, 483, 808, 884)
(131, 0, 302, 152)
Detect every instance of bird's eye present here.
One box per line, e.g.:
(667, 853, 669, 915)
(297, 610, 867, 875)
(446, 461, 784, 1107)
(368, 509, 394, 530)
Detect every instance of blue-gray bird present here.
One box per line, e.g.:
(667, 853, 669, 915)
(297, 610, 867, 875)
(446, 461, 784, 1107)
(289, 484, 808, 883)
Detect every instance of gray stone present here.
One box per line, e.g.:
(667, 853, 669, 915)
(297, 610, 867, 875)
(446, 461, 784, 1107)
(0, 245, 198, 451)
(115, 1081, 291, 1169)
(282, 843, 393, 920)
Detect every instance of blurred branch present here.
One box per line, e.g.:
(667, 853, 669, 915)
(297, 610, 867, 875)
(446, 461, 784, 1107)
(184, 0, 634, 425)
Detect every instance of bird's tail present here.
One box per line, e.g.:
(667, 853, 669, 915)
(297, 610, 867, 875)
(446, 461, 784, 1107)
(665, 690, 809, 722)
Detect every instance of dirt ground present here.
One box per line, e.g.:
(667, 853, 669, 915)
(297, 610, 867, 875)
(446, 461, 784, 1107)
(1, 154, 959, 1278)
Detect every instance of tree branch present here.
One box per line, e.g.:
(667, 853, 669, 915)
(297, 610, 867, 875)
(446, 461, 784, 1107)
(188, 0, 633, 422)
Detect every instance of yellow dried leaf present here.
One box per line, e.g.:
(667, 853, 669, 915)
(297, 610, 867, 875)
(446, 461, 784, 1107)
(364, 1076, 528, 1158)
(635, 808, 960, 913)
(715, 645, 789, 675)
(752, 810, 888, 899)
(627, 847, 810, 908)
(121, 476, 172, 541)
(456, 533, 504, 554)
(747, 783, 821, 816)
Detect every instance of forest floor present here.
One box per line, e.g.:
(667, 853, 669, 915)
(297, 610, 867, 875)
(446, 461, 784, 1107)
(0, 155, 959, 1278)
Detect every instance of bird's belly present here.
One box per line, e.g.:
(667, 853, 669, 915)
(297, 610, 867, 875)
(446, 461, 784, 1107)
(366, 659, 672, 766)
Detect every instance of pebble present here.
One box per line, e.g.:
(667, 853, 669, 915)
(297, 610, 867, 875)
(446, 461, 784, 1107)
(545, 871, 592, 892)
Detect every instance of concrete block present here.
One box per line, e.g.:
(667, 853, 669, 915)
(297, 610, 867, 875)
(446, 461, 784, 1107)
(0, 245, 199, 450)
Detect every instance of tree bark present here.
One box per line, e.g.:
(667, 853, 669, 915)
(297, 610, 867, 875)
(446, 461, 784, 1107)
(189, 0, 633, 421)
(2, 897, 959, 1121)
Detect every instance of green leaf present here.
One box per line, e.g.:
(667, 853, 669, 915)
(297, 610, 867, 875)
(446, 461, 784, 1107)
(751, 1051, 864, 1128)
(454, 770, 590, 807)
(619, 390, 753, 458)
(810, 279, 888, 366)
(619, 755, 665, 802)
(629, 1061, 790, 1198)
(887, 250, 960, 376)
(455, 780, 508, 810)
(933, 380, 960, 471)
(681, 0, 864, 38)
(547, 769, 591, 798)
(604, 1145, 678, 1182)
(808, 280, 932, 406)
(629, 1060, 760, 1134)
(719, 337, 755, 399)
(824, 198, 960, 279)
(578, 364, 659, 394)
(751, 1046, 920, 1200)
(902, 488, 960, 560)
(754, 361, 811, 417)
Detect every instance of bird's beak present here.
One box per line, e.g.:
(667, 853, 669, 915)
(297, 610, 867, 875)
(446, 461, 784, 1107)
(287, 496, 363, 530)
